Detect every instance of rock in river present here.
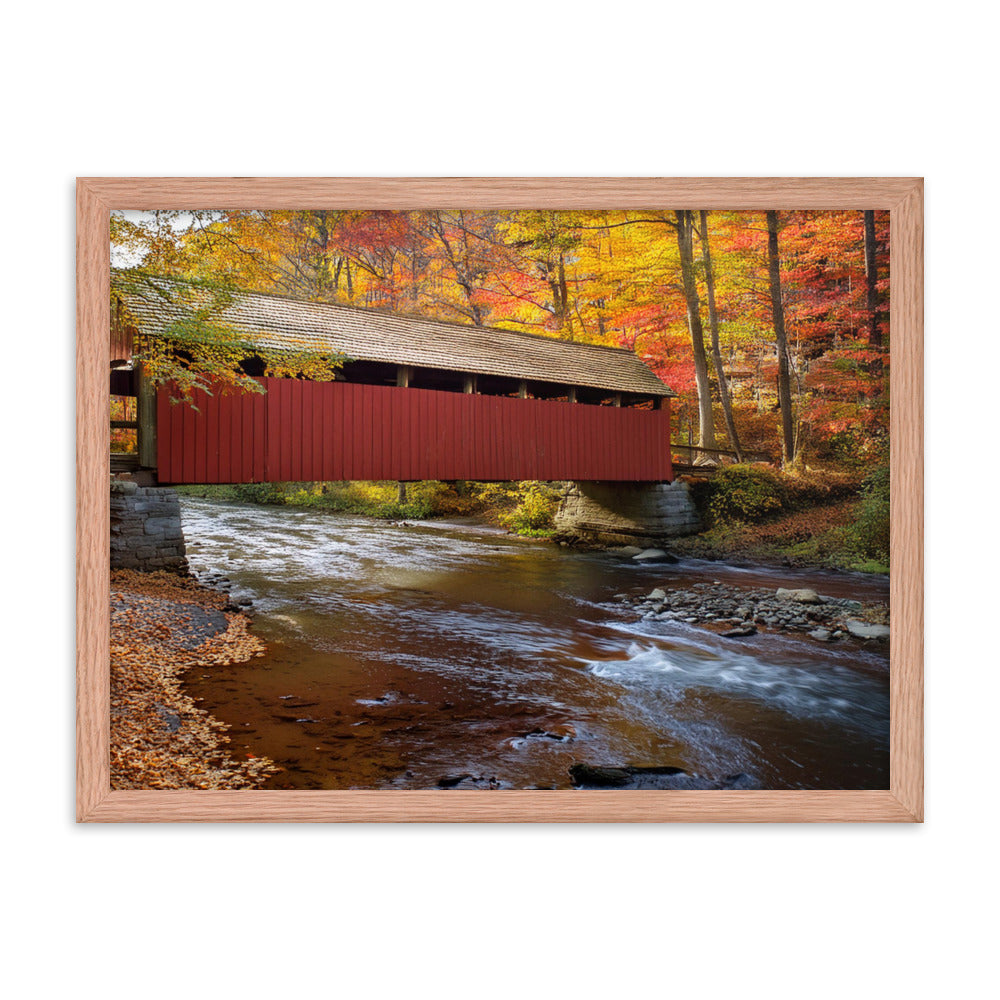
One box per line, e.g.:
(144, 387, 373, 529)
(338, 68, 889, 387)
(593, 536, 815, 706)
(569, 763, 761, 790)
(845, 619, 890, 640)
(720, 624, 757, 638)
(632, 548, 678, 563)
(775, 587, 822, 604)
(633, 548, 666, 562)
(437, 773, 474, 788)
(569, 763, 687, 788)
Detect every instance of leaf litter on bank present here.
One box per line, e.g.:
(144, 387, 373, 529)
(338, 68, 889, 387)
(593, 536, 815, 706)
(110, 569, 279, 790)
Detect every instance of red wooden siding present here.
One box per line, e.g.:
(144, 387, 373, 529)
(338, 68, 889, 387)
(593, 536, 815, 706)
(156, 378, 672, 484)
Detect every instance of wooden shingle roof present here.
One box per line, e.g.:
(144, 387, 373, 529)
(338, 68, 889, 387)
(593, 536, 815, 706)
(112, 271, 676, 398)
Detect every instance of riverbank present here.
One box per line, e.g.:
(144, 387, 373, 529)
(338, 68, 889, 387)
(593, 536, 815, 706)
(667, 496, 889, 574)
(668, 465, 890, 574)
(176, 480, 560, 536)
(110, 569, 279, 789)
(670, 501, 889, 575)
(177, 474, 889, 575)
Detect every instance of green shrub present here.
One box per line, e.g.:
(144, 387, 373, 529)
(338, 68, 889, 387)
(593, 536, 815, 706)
(844, 466, 890, 562)
(473, 481, 558, 535)
(503, 482, 558, 534)
(231, 482, 287, 505)
(706, 465, 789, 526)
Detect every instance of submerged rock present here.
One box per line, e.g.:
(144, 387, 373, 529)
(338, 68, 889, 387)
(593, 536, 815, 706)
(569, 763, 686, 788)
(721, 773, 760, 790)
(720, 624, 757, 638)
(569, 763, 759, 790)
(436, 773, 474, 788)
(521, 725, 575, 742)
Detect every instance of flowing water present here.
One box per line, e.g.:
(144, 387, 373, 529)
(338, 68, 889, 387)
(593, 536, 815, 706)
(180, 497, 890, 790)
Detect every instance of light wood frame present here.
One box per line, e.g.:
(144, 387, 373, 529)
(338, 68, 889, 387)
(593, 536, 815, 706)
(78, 178, 923, 822)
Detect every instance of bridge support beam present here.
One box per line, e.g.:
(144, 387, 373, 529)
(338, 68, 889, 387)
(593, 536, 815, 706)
(110, 479, 188, 574)
(553, 481, 700, 546)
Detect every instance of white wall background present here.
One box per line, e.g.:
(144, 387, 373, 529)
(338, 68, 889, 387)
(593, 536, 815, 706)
(3, 2, 995, 997)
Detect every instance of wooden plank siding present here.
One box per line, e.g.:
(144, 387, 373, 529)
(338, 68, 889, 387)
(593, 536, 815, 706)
(156, 378, 673, 484)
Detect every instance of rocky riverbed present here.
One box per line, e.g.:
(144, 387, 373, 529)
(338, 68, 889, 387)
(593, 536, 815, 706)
(611, 573, 889, 643)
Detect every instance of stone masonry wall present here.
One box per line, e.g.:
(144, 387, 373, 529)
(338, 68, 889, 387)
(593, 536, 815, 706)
(110, 481, 189, 573)
(553, 481, 701, 546)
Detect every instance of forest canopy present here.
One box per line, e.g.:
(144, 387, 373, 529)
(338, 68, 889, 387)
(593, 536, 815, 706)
(111, 208, 889, 470)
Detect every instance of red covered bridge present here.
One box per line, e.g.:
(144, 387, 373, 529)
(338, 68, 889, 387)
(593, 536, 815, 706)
(111, 273, 676, 484)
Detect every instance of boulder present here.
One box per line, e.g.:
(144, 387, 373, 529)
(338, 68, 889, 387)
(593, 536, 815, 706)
(720, 624, 757, 638)
(845, 619, 890, 640)
(647, 588, 668, 601)
(775, 587, 822, 604)
(809, 628, 833, 641)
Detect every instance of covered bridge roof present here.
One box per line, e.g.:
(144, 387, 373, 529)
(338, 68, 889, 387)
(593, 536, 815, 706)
(112, 271, 675, 398)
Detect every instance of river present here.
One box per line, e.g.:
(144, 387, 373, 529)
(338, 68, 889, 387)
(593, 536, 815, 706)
(179, 496, 890, 790)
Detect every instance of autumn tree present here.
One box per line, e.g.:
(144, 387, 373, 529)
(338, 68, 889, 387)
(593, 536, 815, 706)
(698, 211, 743, 461)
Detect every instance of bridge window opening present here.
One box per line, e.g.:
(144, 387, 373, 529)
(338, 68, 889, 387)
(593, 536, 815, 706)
(406, 366, 472, 393)
(621, 394, 659, 410)
(528, 382, 570, 403)
(476, 374, 524, 398)
(110, 367, 135, 397)
(110, 395, 138, 454)
(339, 360, 400, 386)
(238, 355, 267, 377)
(576, 386, 618, 406)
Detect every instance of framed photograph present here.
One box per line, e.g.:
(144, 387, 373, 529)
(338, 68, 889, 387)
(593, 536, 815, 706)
(77, 177, 922, 822)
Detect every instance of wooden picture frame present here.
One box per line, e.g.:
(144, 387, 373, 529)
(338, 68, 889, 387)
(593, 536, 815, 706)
(78, 177, 923, 822)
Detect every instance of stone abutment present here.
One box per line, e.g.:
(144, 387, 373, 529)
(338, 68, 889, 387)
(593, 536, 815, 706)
(553, 481, 700, 546)
(110, 480, 188, 573)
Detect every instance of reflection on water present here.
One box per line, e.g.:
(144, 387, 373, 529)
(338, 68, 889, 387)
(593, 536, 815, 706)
(179, 497, 890, 790)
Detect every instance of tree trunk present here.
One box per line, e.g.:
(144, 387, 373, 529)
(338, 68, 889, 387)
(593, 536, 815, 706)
(558, 254, 572, 339)
(863, 209, 884, 380)
(766, 211, 797, 468)
(864, 210, 880, 348)
(699, 211, 743, 462)
(314, 210, 330, 299)
(674, 210, 716, 453)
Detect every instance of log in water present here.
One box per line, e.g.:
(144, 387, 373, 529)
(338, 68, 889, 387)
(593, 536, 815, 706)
(179, 497, 889, 790)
